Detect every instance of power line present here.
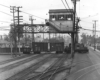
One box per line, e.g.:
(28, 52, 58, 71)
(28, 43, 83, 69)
(0, 28, 10, 31)
(21, 11, 45, 20)
(81, 28, 93, 31)
(0, 4, 10, 8)
(80, 27, 100, 32)
(65, 0, 70, 10)
(80, 20, 93, 24)
(81, 13, 99, 19)
(0, 11, 12, 16)
(0, 3, 45, 20)
(0, 21, 12, 23)
(61, 0, 68, 9)
(79, 23, 99, 32)
(0, 26, 10, 28)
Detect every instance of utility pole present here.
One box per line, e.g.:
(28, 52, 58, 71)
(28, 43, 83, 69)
(71, 0, 76, 59)
(10, 6, 17, 56)
(75, 17, 80, 43)
(71, 0, 80, 59)
(93, 20, 98, 51)
(17, 6, 22, 42)
(29, 16, 36, 42)
(93, 23, 95, 50)
(16, 6, 23, 54)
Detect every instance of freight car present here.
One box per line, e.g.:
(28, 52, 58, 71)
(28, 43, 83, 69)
(50, 42, 64, 53)
(22, 46, 31, 54)
(22, 42, 64, 54)
(32, 42, 48, 54)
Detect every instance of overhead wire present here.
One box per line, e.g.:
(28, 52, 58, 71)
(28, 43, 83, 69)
(80, 28, 100, 32)
(80, 20, 93, 24)
(0, 3, 62, 33)
(81, 13, 99, 19)
(61, 0, 68, 9)
(0, 4, 10, 8)
(64, 0, 100, 33)
(1, 2, 96, 32)
(0, 28, 10, 31)
(21, 11, 45, 20)
(79, 23, 100, 32)
(0, 4, 31, 24)
(79, 0, 81, 17)
(0, 21, 12, 23)
(0, 3, 45, 20)
(65, 0, 71, 10)
(0, 26, 10, 28)
(0, 11, 12, 16)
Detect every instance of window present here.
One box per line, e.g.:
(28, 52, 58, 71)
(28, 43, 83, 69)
(50, 15, 56, 21)
(65, 14, 73, 20)
(58, 15, 65, 20)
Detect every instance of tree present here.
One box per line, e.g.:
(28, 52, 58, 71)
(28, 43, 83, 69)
(4, 34, 10, 41)
(81, 33, 95, 45)
(9, 24, 24, 53)
(81, 33, 87, 44)
(9, 24, 23, 43)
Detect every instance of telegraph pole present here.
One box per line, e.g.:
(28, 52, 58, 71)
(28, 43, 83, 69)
(10, 6, 17, 56)
(17, 7, 22, 43)
(93, 23, 95, 51)
(75, 17, 80, 43)
(71, 0, 76, 59)
(71, 0, 80, 59)
(16, 6, 23, 54)
(93, 20, 98, 51)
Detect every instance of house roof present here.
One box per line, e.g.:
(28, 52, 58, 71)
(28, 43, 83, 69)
(0, 40, 10, 44)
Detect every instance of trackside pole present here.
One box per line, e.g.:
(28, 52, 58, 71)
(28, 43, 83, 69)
(71, 33, 74, 59)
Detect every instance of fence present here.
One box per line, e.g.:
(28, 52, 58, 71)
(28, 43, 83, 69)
(0, 48, 23, 53)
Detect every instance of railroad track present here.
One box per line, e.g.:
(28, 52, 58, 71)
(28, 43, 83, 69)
(24, 54, 69, 80)
(6, 54, 62, 80)
(0, 54, 50, 80)
(62, 59, 100, 80)
(0, 54, 47, 72)
(74, 52, 100, 80)
(75, 67, 100, 80)
(0, 54, 38, 65)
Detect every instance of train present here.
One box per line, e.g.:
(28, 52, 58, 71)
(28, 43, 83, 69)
(22, 42, 64, 54)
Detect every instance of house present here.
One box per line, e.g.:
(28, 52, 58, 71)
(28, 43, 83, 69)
(0, 40, 10, 48)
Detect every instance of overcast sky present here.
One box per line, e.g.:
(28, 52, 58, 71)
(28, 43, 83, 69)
(0, 0, 100, 36)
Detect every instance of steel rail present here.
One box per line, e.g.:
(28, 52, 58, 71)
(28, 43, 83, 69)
(6, 54, 52, 80)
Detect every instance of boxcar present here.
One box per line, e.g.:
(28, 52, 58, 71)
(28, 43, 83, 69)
(22, 46, 31, 54)
(32, 42, 48, 54)
(50, 42, 64, 53)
